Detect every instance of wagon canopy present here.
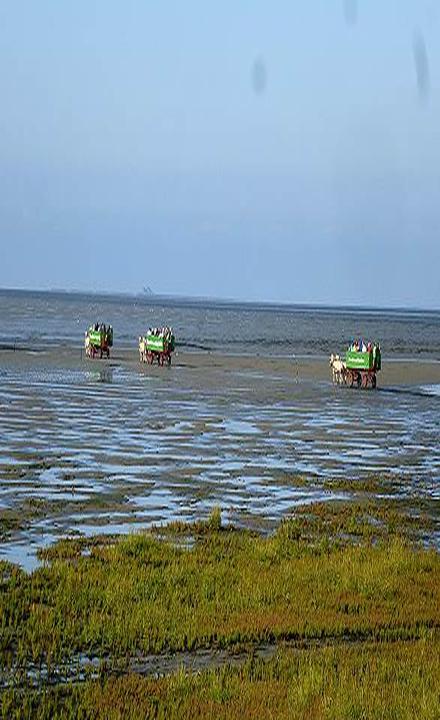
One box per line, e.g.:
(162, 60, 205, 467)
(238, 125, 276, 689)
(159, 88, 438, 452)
(140, 328, 175, 353)
(86, 325, 113, 348)
(345, 343, 381, 371)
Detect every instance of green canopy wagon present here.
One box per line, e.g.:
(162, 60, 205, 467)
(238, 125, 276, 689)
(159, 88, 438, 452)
(85, 324, 113, 359)
(139, 328, 175, 366)
(330, 342, 381, 389)
(345, 345, 381, 388)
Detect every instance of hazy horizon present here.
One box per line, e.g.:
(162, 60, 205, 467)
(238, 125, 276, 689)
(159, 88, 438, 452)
(1, 284, 439, 314)
(1, 2, 439, 308)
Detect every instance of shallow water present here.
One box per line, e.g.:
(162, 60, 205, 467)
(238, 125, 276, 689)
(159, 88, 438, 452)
(0, 348, 439, 567)
(1, 288, 440, 357)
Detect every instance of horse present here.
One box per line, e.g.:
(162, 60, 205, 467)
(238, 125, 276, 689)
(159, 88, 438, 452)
(329, 354, 346, 385)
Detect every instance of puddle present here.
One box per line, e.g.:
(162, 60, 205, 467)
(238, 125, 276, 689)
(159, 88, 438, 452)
(221, 419, 261, 435)
(0, 541, 43, 573)
(0, 641, 296, 688)
(420, 384, 440, 398)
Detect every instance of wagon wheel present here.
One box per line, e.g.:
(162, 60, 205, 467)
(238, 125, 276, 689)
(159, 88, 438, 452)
(361, 373, 369, 389)
(346, 370, 354, 388)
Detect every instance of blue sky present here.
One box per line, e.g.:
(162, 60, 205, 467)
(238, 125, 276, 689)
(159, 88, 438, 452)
(0, 1, 439, 307)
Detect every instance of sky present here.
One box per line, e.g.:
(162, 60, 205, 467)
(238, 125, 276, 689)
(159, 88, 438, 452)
(0, 1, 439, 308)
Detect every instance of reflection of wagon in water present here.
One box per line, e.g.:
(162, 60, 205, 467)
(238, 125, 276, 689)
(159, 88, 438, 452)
(139, 328, 175, 366)
(330, 342, 381, 389)
(85, 324, 113, 359)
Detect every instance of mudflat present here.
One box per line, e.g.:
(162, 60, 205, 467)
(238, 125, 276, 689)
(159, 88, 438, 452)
(0, 346, 439, 568)
(2, 345, 440, 383)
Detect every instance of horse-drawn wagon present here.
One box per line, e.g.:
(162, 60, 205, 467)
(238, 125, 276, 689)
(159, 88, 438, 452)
(330, 341, 381, 389)
(139, 327, 175, 366)
(85, 324, 113, 359)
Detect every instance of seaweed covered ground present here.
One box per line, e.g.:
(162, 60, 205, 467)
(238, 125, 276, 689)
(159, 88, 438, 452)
(1, 494, 440, 719)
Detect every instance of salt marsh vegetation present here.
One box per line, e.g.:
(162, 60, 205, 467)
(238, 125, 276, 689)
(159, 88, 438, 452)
(1, 501, 439, 718)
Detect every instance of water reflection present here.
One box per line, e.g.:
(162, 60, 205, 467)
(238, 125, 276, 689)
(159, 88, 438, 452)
(85, 368, 114, 384)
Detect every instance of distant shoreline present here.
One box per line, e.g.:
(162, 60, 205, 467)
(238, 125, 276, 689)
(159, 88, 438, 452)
(1, 286, 439, 315)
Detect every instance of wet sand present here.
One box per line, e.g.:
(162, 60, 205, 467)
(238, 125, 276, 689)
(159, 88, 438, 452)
(0, 346, 439, 568)
(2, 345, 440, 384)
